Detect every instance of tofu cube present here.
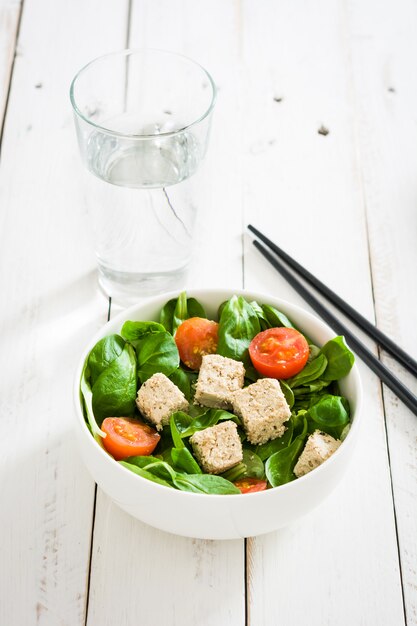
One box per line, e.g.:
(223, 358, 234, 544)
(294, 430, 341, 478)
(194, 354, 245, 409)
(190, 420, 243, 474)
(232, 378, 291, 445)
(136, 373, 189, 431)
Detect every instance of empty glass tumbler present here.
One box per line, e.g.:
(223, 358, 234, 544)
(70, 49, 216, 299)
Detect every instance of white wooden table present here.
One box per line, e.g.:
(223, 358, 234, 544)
(1, 1, 416, 624)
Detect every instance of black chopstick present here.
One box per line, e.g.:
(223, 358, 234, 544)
(251, 238, 417, 417)
(248, 224, 417, 377)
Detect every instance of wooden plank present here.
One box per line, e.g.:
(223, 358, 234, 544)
(0, 1, 128, 624)
(241, 0, 406, 624)
(89, 492, 245, 626)
(86, 2, 246, 626)
(349, 0, 417, 622)
(0, 0, 20, 132)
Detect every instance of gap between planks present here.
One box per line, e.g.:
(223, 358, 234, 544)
(83, 0, 131, 617)
(0, 0, 24, 148)
(84, 296, 112, 625)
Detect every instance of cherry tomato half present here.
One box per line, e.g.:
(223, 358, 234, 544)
(175, 317, 219, 370)
(101, 417, 160, 461)
(249, 327, 309, 379)
(234, 478, 268, 494)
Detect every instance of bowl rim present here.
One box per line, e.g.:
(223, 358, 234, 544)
(74, 287, 363, 500)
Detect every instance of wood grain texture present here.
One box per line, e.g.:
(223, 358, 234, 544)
(349, 0, 417, 622)
(1, 0, 414, 624)
(0, 0, 127, 624)
(242, 0, 405, 624)
(0, 0, 21, 133)
(88, 491, 245, 626)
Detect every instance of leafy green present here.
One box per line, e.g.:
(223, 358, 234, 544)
(184, 297, 206, 318)
(173, 473, 240, 494)
(217, 295, 260, 364)
(255, 422, 294, 461)
(265, 417, 308, 487)
(249, 301, 295, 330)
(170, 414, 187, 448)
(307, 394, 350, 438)
(87, 334, 125, 386)
(168, 368, 197, 401)
(217, 301, 227, 319)
(320, 336, 355, 381)
(170, 410, 239, 440)
(80, 360, 106, 441)
(292, 380, 331, 397)
(248, 301, 270, 330)
(171, 447, 202, 474)
(159, 299, 176, 334)
(82, 291, 355, 495)
(91, 343, 137, 424)
(119, 460, 174, 488)
(291, 410, 308, 436)
(121, 455, 239, 494)
(287, 353, 328, 388)
(221, 449, 265, 482)
(279, 380, 295, 409)
(121, 320, 166, 346)
(159, 291, 206, 334)
(308, 344, 321, 362)
(137, 331, 179, 383)
(261, 304, 295, 329)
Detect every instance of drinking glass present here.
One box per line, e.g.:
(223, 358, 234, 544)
(70, 49, 216, 299)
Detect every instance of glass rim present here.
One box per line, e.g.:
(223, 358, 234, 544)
(69, 48, 217, 139)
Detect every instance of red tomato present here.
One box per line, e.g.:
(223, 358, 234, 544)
(249, 327, 309, 379)
(101, 417, 160, 460)
(175, 317, 219, 369)
(234, 478, 268, 494)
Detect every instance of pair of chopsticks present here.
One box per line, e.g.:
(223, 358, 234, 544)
(248, 224, 417, 417)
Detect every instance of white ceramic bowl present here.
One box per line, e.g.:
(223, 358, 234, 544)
(74, 288, 362, 539)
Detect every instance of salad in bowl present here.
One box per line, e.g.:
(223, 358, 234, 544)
(75, 289, 361, 539)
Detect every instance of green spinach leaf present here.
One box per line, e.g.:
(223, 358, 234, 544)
(171, 409, 239, 440)
(173, 473, 240, 494)
(121, 320, 166, 346)
(292, 380, 331, 397)
(87, 334, 125, 386)
(137, 331, 179, 383)
(169, 368, 197, 401)
(291, 410, 308, 437)
(255, 422, 294, 461)
(320, 336, 355, 381)
(80, 360, 106, 441)
(91, 343, 137, 424)
(171, 447, 202, 474)
(287, 353, 328, 388)
(124, 454, 239, 494)
(119, 460, 174, 488)
(265, 417, 308, 487)
(221, 449, 265, 481)
(159, 299, 177, 334)
(280, 380, 295, 408)
(261, 304, 295, 329)
(307, 394, 350, 438)
(249, 301, 270, 330)
(217, 295, 260, 364)
(170, 413, 188, 448)
(308, 344, 321, 362)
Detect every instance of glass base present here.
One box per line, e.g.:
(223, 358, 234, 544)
(98, 264, 188, 304)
